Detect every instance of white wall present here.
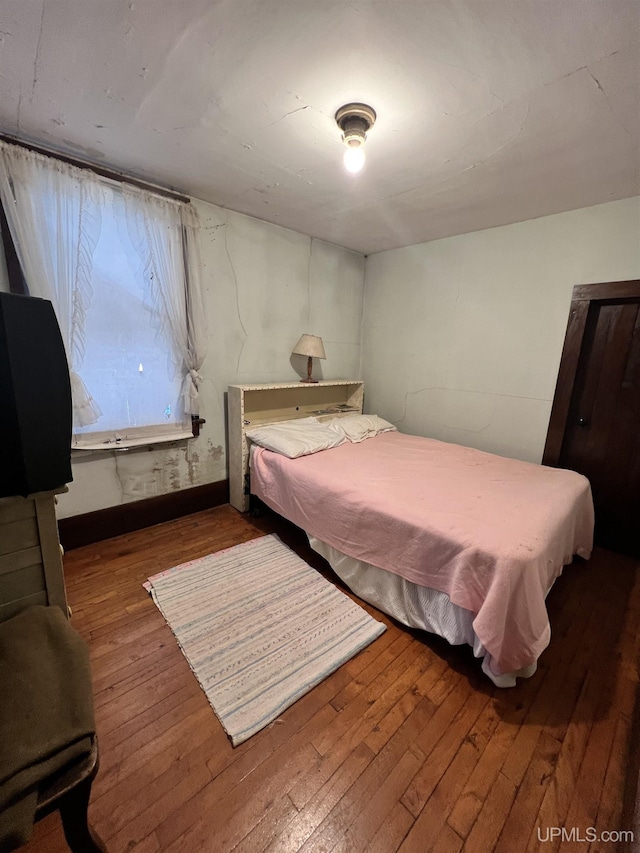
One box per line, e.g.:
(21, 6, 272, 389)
(57, 199, 364, 518)
(361, 197, 640, 463)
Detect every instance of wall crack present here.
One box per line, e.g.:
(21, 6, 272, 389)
(269, 105, 310, 127)
(224, 221, 247, 338)
(395, 385, 549, 426)
(31, 2, 45, 100)
(587, 67, 636, 144)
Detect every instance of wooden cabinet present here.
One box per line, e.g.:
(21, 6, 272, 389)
(0, 488, 68, 623)
(228, 380, 364, 512)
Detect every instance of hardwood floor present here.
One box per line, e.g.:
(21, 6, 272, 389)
(21, 504, 640, 853)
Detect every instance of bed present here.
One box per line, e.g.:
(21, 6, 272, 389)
(228, 383, 594, 687)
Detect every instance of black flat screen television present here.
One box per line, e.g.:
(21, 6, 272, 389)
(0, 292, 73, 497)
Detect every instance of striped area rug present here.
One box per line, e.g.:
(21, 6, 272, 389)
(144, 534, 386, 746)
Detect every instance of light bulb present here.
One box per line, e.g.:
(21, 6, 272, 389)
(343, 145, 366, 174)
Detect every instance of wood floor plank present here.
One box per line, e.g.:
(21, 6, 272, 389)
(525, 568, 638, 852)
(231, 793, 300, 853)
(262, 741, 376, 853)
(590, 713, 632, 850)
(364, 679, 437, 755)
(402, 685, 492, 818)
(557, 710, 619, 852)
(161, 742, 325, 853)
(156, 687, 348, 850)
(445, 562, 595, 841)
(331, 746, 423, 853)
(397, 695, 502, 849)
(13, 505, 638, 853)
(313, 639, 431, 759)
(287, 725, 366, 813)
(328, 632, 413, 712)
(427, 822, 464, 853)
(457, 770, 518, 853)
(366, 801, 415, 853)
(91, 705, 217, 819)
(98, 676, 202, 754)
(93, 658, 191, 737)
(105, 743, 214, 852)
(493, 731, 562, 853)
(91, 635, 184, 707)
(297, 698, 438, 852)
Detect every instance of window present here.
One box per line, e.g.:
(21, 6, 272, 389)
(73, 185, 191, 445)
(0, 140, 205, 449)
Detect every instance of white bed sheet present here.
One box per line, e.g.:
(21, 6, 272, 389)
(307, 534, 539, 688)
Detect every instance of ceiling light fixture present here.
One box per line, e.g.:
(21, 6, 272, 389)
(335, 103, 376, 174)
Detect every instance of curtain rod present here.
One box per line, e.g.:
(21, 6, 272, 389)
(0, 133, 191, 204)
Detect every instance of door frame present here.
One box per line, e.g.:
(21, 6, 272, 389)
(543, 279, 640, 466)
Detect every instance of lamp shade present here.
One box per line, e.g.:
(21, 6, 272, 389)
(292, 334, 326, 360)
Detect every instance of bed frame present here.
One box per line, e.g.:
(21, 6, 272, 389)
(227, 380, 364, 511)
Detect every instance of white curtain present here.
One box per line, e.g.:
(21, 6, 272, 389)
(0, 140, 103, 427)
(119, 186, 206, 417)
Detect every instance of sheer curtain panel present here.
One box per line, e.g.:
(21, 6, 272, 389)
(120, 187, 206, 417)
(0, 141, 102, 427)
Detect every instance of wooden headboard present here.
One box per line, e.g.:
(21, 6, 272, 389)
(227, 380, 364, 511)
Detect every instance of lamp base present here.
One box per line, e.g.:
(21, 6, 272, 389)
(300, 378, 319, 383)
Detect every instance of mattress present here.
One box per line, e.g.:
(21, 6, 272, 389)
(250, 431, 594, 678)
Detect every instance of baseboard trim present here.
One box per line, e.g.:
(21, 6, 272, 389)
(58, 479, 230, 550)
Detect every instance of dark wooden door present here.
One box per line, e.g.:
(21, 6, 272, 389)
(544, 281, 640, 557)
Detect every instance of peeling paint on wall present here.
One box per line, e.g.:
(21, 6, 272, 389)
(187, 448, 199, 484)
(207, 441, 223, 462)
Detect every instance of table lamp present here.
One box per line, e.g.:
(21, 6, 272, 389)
(292, 334, 326, 383)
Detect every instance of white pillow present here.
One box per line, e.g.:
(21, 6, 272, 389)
(328, 413, 397, 443)
(245, 417, 346, 458)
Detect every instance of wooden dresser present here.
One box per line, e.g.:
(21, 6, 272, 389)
(0, 487, 68, 623)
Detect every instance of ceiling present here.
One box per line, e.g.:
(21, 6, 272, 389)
(0, 0, 638, 255)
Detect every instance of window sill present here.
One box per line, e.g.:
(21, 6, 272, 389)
(72, 429, 194, 455)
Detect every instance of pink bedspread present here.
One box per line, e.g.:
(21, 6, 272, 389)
(250, 432, 594, 675)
